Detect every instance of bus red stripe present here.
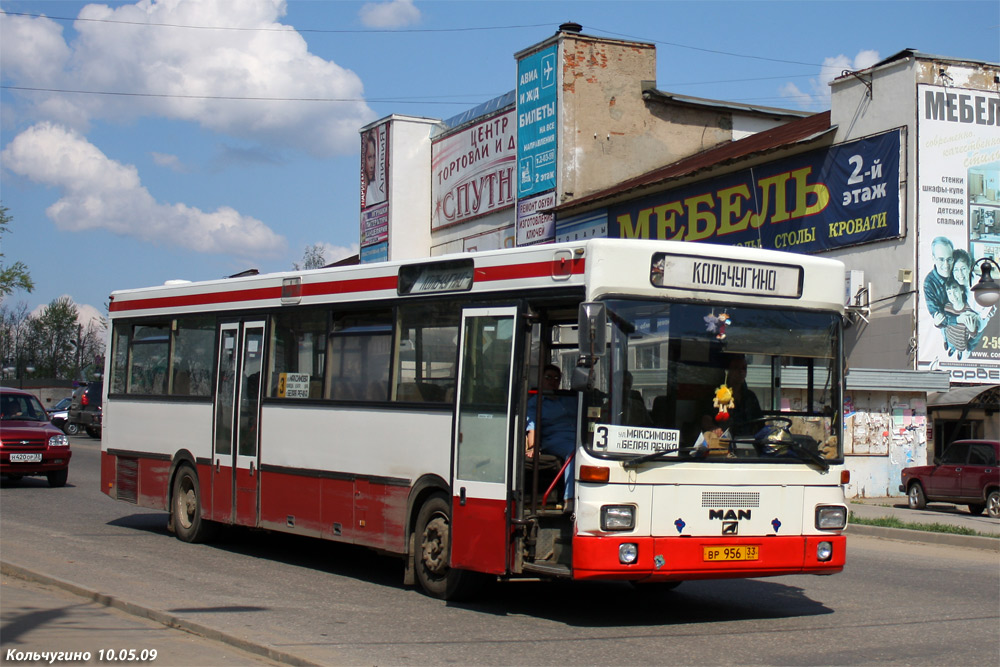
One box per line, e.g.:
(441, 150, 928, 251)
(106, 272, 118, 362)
(109, 259, 583, 313)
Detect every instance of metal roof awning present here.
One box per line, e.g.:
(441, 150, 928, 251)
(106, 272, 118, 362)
(844, 368, 951, 393)
(927, 384, 1000, 409)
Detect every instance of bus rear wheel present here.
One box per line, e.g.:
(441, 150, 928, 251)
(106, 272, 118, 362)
(171, 465, 216, 543)
(413, 494, 483, 600)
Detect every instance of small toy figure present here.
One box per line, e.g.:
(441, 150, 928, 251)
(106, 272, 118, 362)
(704, 311, 731, 339)
(713, 384, 734, 422)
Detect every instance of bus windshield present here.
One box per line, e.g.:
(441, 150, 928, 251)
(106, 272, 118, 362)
(584, 299, 843, 464)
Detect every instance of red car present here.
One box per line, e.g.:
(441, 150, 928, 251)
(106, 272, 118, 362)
(1, 387, 73, 487)
(900, 439, 1000, 518)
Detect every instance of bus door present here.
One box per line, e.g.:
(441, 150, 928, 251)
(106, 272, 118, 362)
(450, 306, 519, 574)
(211, 320, 266, 527)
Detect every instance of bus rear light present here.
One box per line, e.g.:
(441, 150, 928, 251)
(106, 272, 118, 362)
(841, 469, 850, 484)
(601, 505, 635, 531)
(618, 542, 639, 564)
(817, 541, 834, 561)
(580, 465, 609, 483)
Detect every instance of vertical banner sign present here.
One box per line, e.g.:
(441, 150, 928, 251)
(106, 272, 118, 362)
(431, 110, 517, 230)
(608, 131, 901, 253)
(916, 84, 1000, 383)
(361, 122, 390, 262)
(517, 45, 558, 198)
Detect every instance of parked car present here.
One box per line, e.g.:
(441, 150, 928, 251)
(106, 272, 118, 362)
(50, 408, 78, 435)
(68, 381, 102, 438)
(900, 439, 1000, 518)
(45, 396, 72, 419)
(1, 386, 73, 487)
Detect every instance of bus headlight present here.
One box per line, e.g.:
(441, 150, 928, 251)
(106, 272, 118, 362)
(619, 543, 639, 564)
(815, 505, 847, 530)
(817, 541, 834, 562)
(49, 434, 69, 448)
(601, 505, 635, 531)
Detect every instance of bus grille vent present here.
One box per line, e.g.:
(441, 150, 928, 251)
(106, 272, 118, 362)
(116, 458, 139, 504)
(702, 491, 759, 508)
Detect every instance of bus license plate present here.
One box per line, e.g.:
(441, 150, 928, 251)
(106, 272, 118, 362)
(703, 545, 759, 562)
(9, 453, 42, 463)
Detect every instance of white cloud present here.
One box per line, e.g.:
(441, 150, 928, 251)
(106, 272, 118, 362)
(1, 122, 287, 259)
(150, 152, 190, 173)
(359, 0, 422, 29)
(319, 242, 361, 264)
(781, 50, 881, 110)
(1, 0, 376, 156)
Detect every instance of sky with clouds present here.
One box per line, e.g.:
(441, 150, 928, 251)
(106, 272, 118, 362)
(1, 0, 997, 326)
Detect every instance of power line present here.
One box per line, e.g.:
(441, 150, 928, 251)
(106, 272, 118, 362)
(588, 28, 823, 68)
(1, 9, 824, 69)
(0, 10, 550, 33)
(0, 84, 495, 106)
(2, 83, 822, 108)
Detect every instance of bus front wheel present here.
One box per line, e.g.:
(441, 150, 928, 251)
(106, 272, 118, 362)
(171, 465, 216, 543)
(413, 494, 483, 600)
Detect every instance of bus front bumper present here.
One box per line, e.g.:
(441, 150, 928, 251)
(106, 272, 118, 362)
(572, 533, 846, 581)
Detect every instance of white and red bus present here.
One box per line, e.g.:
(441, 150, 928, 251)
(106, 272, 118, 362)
(101, 239, 849, 599)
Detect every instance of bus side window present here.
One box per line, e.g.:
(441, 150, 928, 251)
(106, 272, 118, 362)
(328, 309, 392, 402)
(269, 308, 328, 399)
(393, 303, 459, 404)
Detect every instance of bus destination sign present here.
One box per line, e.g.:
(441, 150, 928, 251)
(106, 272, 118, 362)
(651, 252, 803, 298)
(398, 259, 475, 295)
(593, 424, 681, 456)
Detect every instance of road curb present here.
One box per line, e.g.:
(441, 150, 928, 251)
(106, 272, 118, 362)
(846, 524, 1000, 551)
(0, 561, 320, 667)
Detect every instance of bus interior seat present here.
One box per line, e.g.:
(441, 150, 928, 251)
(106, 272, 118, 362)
(651, 395, 671, 427)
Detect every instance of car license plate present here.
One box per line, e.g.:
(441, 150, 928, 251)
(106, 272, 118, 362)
(9, 453, 42, 463)
(703, 545, 759, 562)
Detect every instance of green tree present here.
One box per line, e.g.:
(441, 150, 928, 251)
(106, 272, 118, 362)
(293, 243, 328, 270)
(27, 297, 79, 378)
(0, 205, 34, 298)
(0, 301, 32, 378)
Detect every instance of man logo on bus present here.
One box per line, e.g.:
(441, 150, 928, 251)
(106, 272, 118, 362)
(722, 522, 738, 535)
(709, 509, 751, 521)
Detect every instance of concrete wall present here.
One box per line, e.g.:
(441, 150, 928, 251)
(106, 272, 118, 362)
(385, 116, 437, 261)
(843, 389, 929, 498)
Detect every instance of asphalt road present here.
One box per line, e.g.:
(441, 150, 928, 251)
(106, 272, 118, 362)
(2, 436, 998, 666)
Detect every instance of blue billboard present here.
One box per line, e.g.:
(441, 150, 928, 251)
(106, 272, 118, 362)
(517, 45, 558, 197)
(609, 130, 902, 253)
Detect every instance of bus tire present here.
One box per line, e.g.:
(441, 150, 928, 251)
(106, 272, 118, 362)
(413, 493, 483, 600)
(171, 465, 216, 543)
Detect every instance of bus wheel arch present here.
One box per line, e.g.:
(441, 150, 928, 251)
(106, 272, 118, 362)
(169, 458, 216, 543)
(410, 487, 486, 600)
(404, 475, 449, 587)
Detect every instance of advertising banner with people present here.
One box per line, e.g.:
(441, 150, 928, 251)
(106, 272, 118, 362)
(608, 130, 902, 254)
(361, 122, 388, 211)
(916, 84, 1000, 382)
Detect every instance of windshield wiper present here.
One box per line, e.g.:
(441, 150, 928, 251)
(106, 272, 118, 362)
(785, 440, 830, 471)
(622, 447, 689, 470)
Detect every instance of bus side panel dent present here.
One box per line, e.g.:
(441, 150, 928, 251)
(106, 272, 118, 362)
(572, 534, 845, 580)
(138, 458, 171, 510)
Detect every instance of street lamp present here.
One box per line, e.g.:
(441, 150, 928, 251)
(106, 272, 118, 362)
(970, 257, 1000, 308)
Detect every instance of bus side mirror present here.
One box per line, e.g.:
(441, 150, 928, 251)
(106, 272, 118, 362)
(578, 302, 606, 357)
